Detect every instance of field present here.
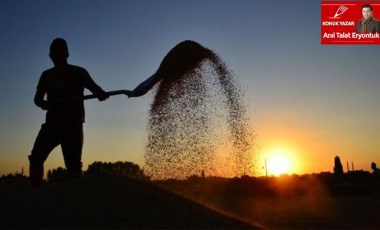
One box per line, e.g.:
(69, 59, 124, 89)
(0, 174, 256, 229)
(2, 172, 380, 229)
(156, 173, 380, 229)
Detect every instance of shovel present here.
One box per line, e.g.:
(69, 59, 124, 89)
(83, 89, 133, 100)
(82, 74, 157, 101)
(84, 40, 213, 100)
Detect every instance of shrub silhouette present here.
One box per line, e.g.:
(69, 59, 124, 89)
(46, 161, 149, 183)
(47, 167, 68, 183)
(85, 161, 149, 180)
(0, 172, 28, 180)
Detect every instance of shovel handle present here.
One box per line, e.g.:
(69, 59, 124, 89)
(83, 90, 133, 100)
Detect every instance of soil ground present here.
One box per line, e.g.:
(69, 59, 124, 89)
(0, 175, 258, 229)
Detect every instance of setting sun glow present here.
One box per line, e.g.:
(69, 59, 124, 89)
(267, 155, 292, 176)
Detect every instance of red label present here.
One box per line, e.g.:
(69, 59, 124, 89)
(321, 1, 380, 44)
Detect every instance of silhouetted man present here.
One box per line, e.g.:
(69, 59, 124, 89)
(29, 38, 109, 187)
(355, 4, 380, 33)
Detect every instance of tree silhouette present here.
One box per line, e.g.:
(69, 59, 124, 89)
(47, 167, 68, 183)
(334, 156, 344, 176)
(0, 172, 28, 180)
(85, 161, 149, 180)
(371, 162, 380, 175)
(46, 161, 149, 183)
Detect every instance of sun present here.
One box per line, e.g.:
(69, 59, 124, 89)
(267, 155, 292, 176)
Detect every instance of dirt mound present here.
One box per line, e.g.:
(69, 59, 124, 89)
(0, 175, 258, 229)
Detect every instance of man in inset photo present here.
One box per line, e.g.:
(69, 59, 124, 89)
(355, 4, 380, 33)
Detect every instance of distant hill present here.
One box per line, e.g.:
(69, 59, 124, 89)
(0, 174, 259, 229)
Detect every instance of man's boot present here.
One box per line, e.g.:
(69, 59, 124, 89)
(29, 165, 44, 187)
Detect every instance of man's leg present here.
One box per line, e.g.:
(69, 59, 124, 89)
(29, 124, 59, 187)
(61, 124, 84, 179)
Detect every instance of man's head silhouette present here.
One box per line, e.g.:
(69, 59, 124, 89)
(49, 38, 69, 65)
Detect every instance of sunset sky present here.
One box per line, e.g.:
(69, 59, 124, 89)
(1, 0, 379, 177)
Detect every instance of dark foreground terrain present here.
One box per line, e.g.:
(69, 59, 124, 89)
(157, 174, 380, 229)
(0, 175, 258, 229)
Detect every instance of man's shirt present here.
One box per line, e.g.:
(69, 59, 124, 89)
(37, 64, 105, 124)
